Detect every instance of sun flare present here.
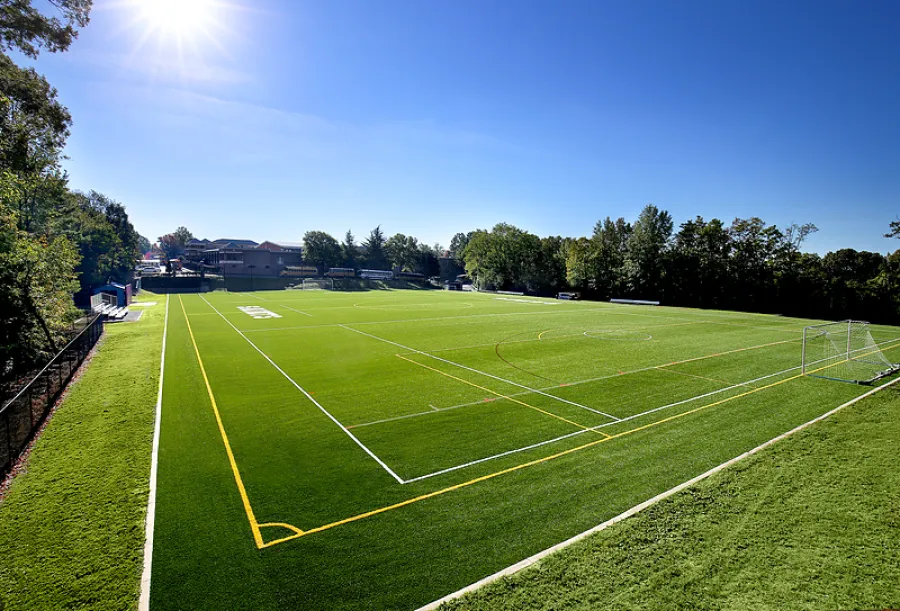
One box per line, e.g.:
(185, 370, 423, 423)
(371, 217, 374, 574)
(136, 0, 217, 37)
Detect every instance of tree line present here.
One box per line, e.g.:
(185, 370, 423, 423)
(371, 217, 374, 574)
(301, 227, 443, 277)
(452, 205, 900, 324)
(2, 2, 143, 388)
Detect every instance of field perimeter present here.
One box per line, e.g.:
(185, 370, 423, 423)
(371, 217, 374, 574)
(150, 289, 900, 610)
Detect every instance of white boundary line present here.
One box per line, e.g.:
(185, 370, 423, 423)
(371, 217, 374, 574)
(401, 362, 798, 483)
(374, 336, 900, 483)
(199, 296, 405, 484)
(416, 374, 900, 611)
(348, 337, 801, 429)
(279, 304, 313, 317)
(340, 325, 621, 421)
(139, 294, 169, 611)
(239, 306, 702, 334)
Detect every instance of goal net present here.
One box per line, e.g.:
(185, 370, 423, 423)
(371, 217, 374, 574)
(302, 278, 334, 290)
(801, 320, 899, 384)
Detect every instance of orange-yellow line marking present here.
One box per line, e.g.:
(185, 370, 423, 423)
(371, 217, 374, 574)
(395, 354, 610, 437)
(179, 296, 271, 549)
(260, 349, 900, 548)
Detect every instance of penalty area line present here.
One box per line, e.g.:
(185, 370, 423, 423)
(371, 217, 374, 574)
(415, 373, 900, 611)
(340, 325, 621, 421)
(264, 355, 836, 547)
(199, 296, 405, 485)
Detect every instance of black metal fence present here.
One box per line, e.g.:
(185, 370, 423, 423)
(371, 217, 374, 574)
(0, 314, 104, 478)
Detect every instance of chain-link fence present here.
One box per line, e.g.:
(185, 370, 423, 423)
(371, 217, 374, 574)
(0, 314, 104, 478)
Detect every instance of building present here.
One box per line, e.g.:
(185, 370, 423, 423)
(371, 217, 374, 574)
(183, 237, 303, 277)
(94, 282, 132, 307)
(257, 241, 303, 253)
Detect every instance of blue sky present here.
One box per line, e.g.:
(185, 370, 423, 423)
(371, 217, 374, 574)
(25, 0, 900, 253)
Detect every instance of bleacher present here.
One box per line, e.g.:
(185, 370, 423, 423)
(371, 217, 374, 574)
(92, 302, 129, 321)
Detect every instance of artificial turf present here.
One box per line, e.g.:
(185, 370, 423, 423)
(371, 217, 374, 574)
(0, 294, 166, 610)
(438, 383, 900, 611)
(147, 289, 900, 610)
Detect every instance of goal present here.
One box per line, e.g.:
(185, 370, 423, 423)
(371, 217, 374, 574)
(801, 320, 899, 384)
(302, 278, 334, 290)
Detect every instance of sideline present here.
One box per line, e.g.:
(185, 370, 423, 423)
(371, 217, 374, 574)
(138, 295, 169, 611)
(415, 374, 900, 610)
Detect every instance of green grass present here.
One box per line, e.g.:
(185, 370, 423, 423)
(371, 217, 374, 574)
(439, 385, 900, 611)
(148, 290, 900, 610)
(0, 295, 165, 610)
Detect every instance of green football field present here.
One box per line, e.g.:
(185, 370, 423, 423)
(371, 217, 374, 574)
(149, 289, 900, 610)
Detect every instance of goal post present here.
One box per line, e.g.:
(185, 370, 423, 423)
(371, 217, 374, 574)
(302, 278, 334, 291)
(801, 320, 899, 384)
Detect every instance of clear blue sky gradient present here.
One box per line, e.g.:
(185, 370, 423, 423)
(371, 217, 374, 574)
(25, 0, 900, 254)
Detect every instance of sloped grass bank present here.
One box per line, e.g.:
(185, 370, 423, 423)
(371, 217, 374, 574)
(440, 382, 900, 611)
(0, 296, 165, 610)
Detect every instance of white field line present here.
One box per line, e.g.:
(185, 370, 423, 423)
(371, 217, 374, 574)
(278, 304, 313, 317)
(416, 374, 900, 611)
(241, 307, 703, 334)
(403, 430, 590, 484)
(348, 337, 801, 429)
(139, 295, 169, 611)
(238, 305, 805, 337)
(340, 325, 621, 421)
(198, 296, 405, 484)
(372, 336, 900, 482)
(703, 320, 803, 334)
(401, 363, 800, 483)
(416, 320, 708, 355)
(217, 292, 814, 329)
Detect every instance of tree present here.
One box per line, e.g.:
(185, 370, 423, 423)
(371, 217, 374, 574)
(0, 0, 91, 177)
(565, 237, 592, 292)
(589, 217, 631, 299)
(623, 205, 672, 298)
(302, 230, 342, 272)
(341, 230, 358, 268)
(385, 233, 420, 271)
(362, 225, 388, 269)
(137, 234, 151, 255)
(416, 243, 440, 277)
(61, 191, 139, 296)
(532, 236, 567, 294)
(728, 217, 783, 312)
(885, 219, 900, 239)
(0, 0, 91, 383)
(449, 232, 470, 265)
(158, 226, 193, 258)
(0, 0, 92, 59)
(666, 217, 731, 308)
(460, 223, 541, 291)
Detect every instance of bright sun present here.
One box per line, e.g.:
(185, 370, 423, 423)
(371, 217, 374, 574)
(135, 0, 219, 38)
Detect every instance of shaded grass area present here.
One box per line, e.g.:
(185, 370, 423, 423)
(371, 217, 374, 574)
(440, 381, 900, 611)
(0, 296, 166, 610)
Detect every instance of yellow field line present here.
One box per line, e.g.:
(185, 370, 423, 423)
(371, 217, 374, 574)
(261, 348, 886, 548)
(395, 354, 610, 437)
(264, 369, 815, 547)
(182, 305, 898, 549)
(178, 296, 267, 549)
